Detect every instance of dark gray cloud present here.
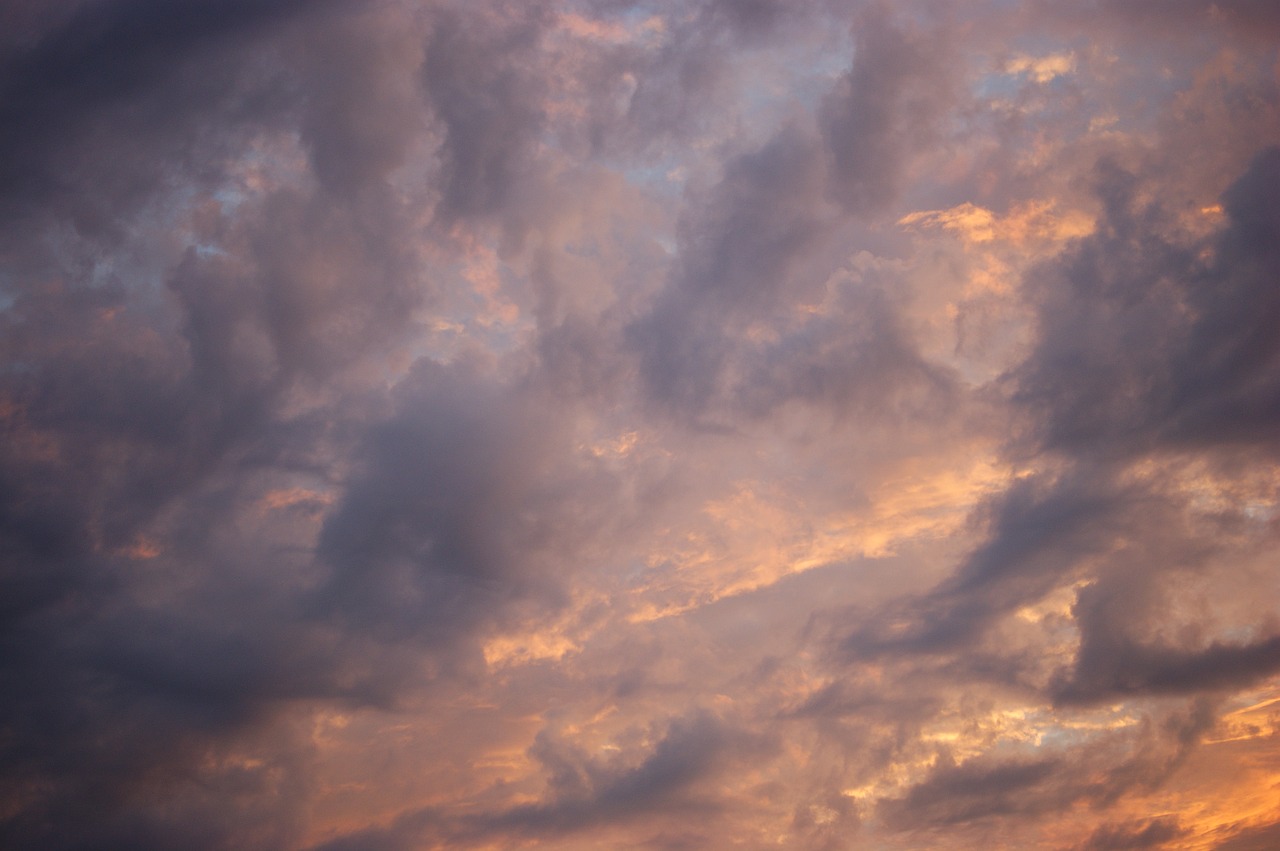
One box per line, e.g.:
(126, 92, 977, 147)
(1044, 0, 1280, 41)
(878, 753, 1062, 829)
(313, 357, 602, 650)
(311, 711, 770, 849)
(0, 2, 590, 844)
(820, 5, 955, 215)
(832, 466, 1133, 663)
(625, 6, 964, 424)
(299, 8, 428, 198)
(732, 278, 956, 421)
(421, 4, 552, 222)
(1052, 574, 1280, 706)
(877, 698, 1216, 833)
(0, 0, 319, 232)
(701, 0, 794, 42)
(1013, 148, 1280, 458)
(629, 124, 833, 416)
(494, 711, 751, 833)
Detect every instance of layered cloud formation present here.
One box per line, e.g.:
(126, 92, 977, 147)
(2, 1, 1278, 848)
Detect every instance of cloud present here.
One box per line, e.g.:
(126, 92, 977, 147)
(1, 1, 1277, 848)
(820, 6, 956, 215)
(1079, 817, 1187, 850)
(1052, 579, 1280, 706)
(421, 5, 552, 222)
(877, 698, 1217, 833)
(312, 358, 592, 651)
(629, 124, 833, 415)
(311, 711, 771, 849)
(1044, 1, 1280, 41)
(1014, 147, 1280, 458)
(0, 0, 322, 230)
(1212, 818, 1280, 851)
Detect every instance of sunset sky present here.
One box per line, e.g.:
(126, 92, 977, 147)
(2, 1, 1280, 848)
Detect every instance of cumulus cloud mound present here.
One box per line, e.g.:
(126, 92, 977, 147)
(1, 1, 1278, 849)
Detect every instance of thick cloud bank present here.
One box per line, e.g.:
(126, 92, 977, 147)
(1, 1, 1277, 848)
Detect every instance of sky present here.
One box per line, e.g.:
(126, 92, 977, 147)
(1, 0, 1279, 848)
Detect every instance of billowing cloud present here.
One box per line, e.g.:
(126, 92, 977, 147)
(1, 1, 1277, 849)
